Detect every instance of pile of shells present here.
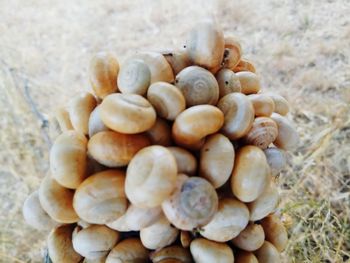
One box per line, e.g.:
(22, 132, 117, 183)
(23, 20, 299, 263)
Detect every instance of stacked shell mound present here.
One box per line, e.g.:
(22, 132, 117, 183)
(23, 20, 299, 263)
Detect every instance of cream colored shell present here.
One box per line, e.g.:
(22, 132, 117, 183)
(243, 117, 278, 149)
(88, 106, 110, 138)
(271, 113, 299, 150)
(248, 94, 275, 117)
(216, 68, 241, 98)
(167, 147, 197, 176)
(190, 238, 234, 263)
(150, 245, 192, 263)
(106, 238, 149, 263)
(236, 71, 261, 94)
(232, 224, 265, 251)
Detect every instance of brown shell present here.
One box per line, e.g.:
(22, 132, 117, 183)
(254, 241, 281, 263)
(261, 214, 288, 252)
(232, 224, 265, 251)
(233, 58, 256, 73)
(234, 251, 258, 263)
(146, 118, 173, 146)
(244, 117, 278, 149)
(223, 36, 242, 70)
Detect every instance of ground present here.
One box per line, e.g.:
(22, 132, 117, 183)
(0, 0, 349, 262)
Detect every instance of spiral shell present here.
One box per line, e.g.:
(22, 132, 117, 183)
(233, 58, 256, 73)
(264, 147, 287, 177)
(254, 241, 281, 263)
(150, 245, 192, 263)
(223, 36, 242, 70)
(235, 251, 258, 263)
(243, 117, 278, 149)
(162, 50, 192, 75)
(236, 71, 261, 94)
(190, 238, 234, 263)
(215, 68, 241, 98)
(261, 214, 288, 252)
(232, 224, 265, 252)
(270, 113, 299, 150)
(248, 94, 275, 117)
(167, 147, 197, 176)
(266, 93, 290, 116)
(146, 118, 173, 146)
(106, 238, 149, 263)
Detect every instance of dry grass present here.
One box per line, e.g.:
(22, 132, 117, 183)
(0, 0, 349, 262)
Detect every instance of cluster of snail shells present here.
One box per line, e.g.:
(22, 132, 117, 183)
(23, 19, 299, 263)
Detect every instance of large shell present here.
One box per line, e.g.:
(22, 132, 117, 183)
(190, 238, 234, 263)
(88, 106, 110, 138)
(248, 94, 275, 117)
(146, 118, 173, 146)
(243, 117, 278, 149)
(150, 245, 192, 263)
(167, 147, 197, 176)
(254, 241, 281, 263)
(236, 71, 261, 94)
(216, 68, 241, 98)
(264, 147, 287, 177)
(232, 224, 265, 251)
(233, 58, 256, 73)
(106, 238, 149, 263)
(162, 50, 192, 76)
(261, 214, 288, 252)
(222, 36, 242, 70)
(270, 113, 299, 150)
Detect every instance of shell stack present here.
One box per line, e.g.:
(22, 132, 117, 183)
(23, 20, 299, 263)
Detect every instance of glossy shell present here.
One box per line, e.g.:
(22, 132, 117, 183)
(88, 106, 110, 138)
(146, 118, 173, 146)
(243, 117, 278, 149)
(264, 147, 287, 177)
(216, 68, 241, 98)
(223, 36, 242, 70)
(254, 241, 281, 263)
(123, 204, 162, 231)
(233, 59, 256, 73)
(168, 147, 197, 176)
(267, 93, 290, 115)
(106, 238, 149, 263)
(162, 50, 192, 75)
(190, 238, 234, 263)
(150, 245, 192, 263)
(236, 71, 261, 94)
(232, 224, 265, 251)
(248, 94, 275, 117)
(271, 113, 299, 150)
(261, 214, 288, 252)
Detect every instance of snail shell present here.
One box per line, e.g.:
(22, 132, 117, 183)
(199, 133, 235, 188)
(266, 93, 290, 115)
(263, 147, 287, 177)
(125, 145, 177, 208)
(106, 238, 149, 263)
(190, 238, 234, 263)
(180, 231, 192, 248)
(236, 71, 261, 94)
(100, 93, 156, 134)
(146, 118, 173, 146)
(77, 220, 92, 229)
(217, 93, 254, 140)
(106, 213, 131, 232)
(88, 131, 150, 167)
(270, 113, 299, 150)
(232, 223, 265, 251)
(223, 36, 242, 70)
(243, 117, 278, 149)
(162, 175, 219, 231)
(167, 147, 197, 176)
(150, 245, 192, 263)
(215, 68, 241, 98)
(235, 251, 258, 263)
(117, 58, 151, 95)
(162, 50, 192, 76)
(261, 214, 288, 252)
(254, 241, 281, 263)
(248, 94, 275, 117)
(54, 107, 73, 132)
(88, 106, 110, 138)
(73, 169, 127, 224)
(231, 146, 270, 202)
(123, 204, 162, 231)
(140, 213, 179, 250)
(89, 52, 119, 99)
(200, 198, 249, 242)
(175, 66, 219, 106)
(48, 225, 83, 263)
(147, 82, 186, 120)
(233, 58, 256, 73)
(39, 176, 79, 223)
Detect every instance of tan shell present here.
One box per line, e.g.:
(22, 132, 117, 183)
(267, 93, 290, 115)
(235, 251, 258, 263)
(233, 59, 256, 73)
(147, 82, 186, 120)
(151, 245, 192, 263)
(232, 223, 265, 251)
(123, 204, 162, 231)
(186, 20, 225, 72)
(236, 71, 261, 94)
(39, 176, 79, 223)
(167, 147, 197, 176)
(73, 169, 127, 224)
(261, 214, 288, 252)
(190, 238, 234, 263)
(248, 94, 275, 117)
(55, 107, 73, 132)
(175, 66, 219, 106)
(88, 106, 110, 138)
(106, 238, 149, 263)
(86, 155, 106, 176)
(106, 213, 131, 232)
(215, 68, 241, 98)
(23, 191, 58, 230)
(132, 51, 174, 83)
(125, 145, 177, 207)
(162, 50, 192, 76)
(263, 147, 287, 177)
(223, 36, 242, 70)
(68, 92, 97, 135)
(117, 58, 151, 95)
(77, 220, 92, 229)
(100, 93, 156, 134)
(162, 175, 218, 231)
(172, 105, 224, 149)
(88, 131, 150, 167)
(146, 118, 173, 146)
(243, 117, 278, 149)
(217, 93, 254, 140)
(271, 113, 299, 150)
(199, 133, 235, 188)
(200, 198, 249, 242)
(48, 225, 83, 263)
(180, 231, 192, 248)
(254, 241, 281, 263)
(83, 257, 107, 263)
(231, 146, 270, 202)
(140, 214, 179, 250)
(72, 225, 119, 260)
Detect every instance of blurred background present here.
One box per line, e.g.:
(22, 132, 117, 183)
(0, 0, 349, 262)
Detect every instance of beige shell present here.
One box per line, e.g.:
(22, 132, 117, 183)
(48, 225, 83, 263)
(23, 191, 58, 230)
(55, 107, 73, 132)
(175, 66, 219, 106)
(106, 238, 149, 263)
(236, 71, 261, 94)
(231, 146, 270, 202)
(199, 133, 235, 188)
(39, 176, 79, 223)
(89, 52, 119, 99)
(254, 241, 281, 263)
(232, 223, 265, 251)
(88, 131, 150, 167)
(162, 175, 218, 231)
(146, 118, 173, 146)
(263, 147, 287, 177)
(83, 257, 107, 263)
(73, 169, 127, 224)
(233, 59, 256, 73)
(172, 105, 224, 149)
(167, 147, 197, 176)
(180, 231, 192, 248)
(248, 94, 275, 117)
(123, 204, 162, 231)
(162, 50, 192, 76)
(215, 68, 241, 98)
(151, 245, 192, 263)
(72, 225, 119, 260)
(77, 220, 92, 229)
(147, 82, 186, 120)
(125, 145, 177, 207)
(88, 106, 110, 138)
(106, 213, 131, 232)
(100, 93, 156, 134)
(223, 36, 242, 70)
(261, 214, 288, 252)
(266, 93, 290, 115)
(200, 198, 249, 242)
(243, 117, 278, 149)
(270, 113, 299, 150)
(140, 214, 179, 250)
(117, 58, 151, 95)
(190, 238, 234, 263)
(186, 20, 225, 72)
(235, 251, 258, 263)
(217, 93, 254, 140)
(68, 92, 97, 135)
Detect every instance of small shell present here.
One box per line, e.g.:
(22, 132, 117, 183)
(217, 93, 254, 140)
(200, 198, 249, 242)
(248, 94, 275, 117)
(88, 106, 109, 138)
(175, 66, 219, 106)
(146, 118, 173, 146)
(100, 93, 156, 134)
(190, 238, 234, 263)
(223, 36, 242, 70)
(266, 93, 290, 115)
(215, 68, 241, 98)
(263, 147, 287, 177)
(162, 50, 192, 75)
(89, 52, 119, 99)
(254, 241, 281, 263)
(54, 107, 73, 132)
(235, 251, 258, 263)
(270, 113, 299, 150)
(124, 204, 162, 231)
(180, 231, 192, 248)
(232, 224, 265, 251)
(233, 58, 256, 73)
(147, 82, 186, 120)
(106, 213, 131, 232)
(88, 131, 150, 167)
(77, 220, 92, 229)
(106, 238, 149, 263)
(243, 117, 278, 149)
(167, 147, 197, 176)
(117, 58, 151, 95)
(150, 245, 192, 263)
(261, 214, 288, 252)
(236, 71, 261, 94)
